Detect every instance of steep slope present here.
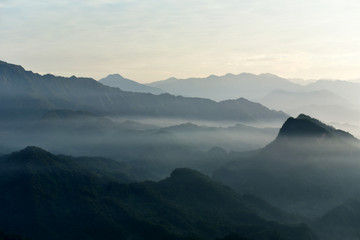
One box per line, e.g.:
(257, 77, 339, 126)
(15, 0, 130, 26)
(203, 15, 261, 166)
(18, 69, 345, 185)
(0, 147, 317, 240)
(214, 114, 360, 217)
(99, 74, 164, 94)
(0, 60, 287, 123)
(148, 73, 301, 101)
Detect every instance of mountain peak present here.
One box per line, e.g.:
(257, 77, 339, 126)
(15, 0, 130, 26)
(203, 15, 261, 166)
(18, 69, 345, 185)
(105, 73, 125, 79)
(169, 168, 209, 181)
(0, 60, 26, 72)
(296, 113, 317, 121)
(99, 73, 164, 94)
(17, 146, 51, 155)
(276, 114, 357, 142)
(9, 146, 55, 165)
(277, 116, 330, 139)
(101, 73, 128, 81)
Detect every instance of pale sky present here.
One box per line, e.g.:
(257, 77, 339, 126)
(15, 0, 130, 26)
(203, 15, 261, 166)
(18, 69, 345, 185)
(1, 0, 360, 83)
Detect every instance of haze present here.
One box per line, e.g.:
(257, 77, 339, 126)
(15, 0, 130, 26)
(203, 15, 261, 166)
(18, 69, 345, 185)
(1, 0, 360, 82)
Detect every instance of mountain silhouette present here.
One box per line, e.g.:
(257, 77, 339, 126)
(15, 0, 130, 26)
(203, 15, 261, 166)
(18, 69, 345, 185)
(304, 79, 360, 106)
(276, 114, 357, 141)
(148, 75, 360, 137)
(99, 73, 164, 94)
(277, 116, 330, 138)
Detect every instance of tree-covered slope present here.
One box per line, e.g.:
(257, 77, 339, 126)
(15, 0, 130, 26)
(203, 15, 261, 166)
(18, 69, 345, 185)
(0, 147, 316, 240)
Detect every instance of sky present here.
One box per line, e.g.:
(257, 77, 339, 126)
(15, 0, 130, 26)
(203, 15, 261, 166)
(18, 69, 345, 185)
(1, 0, 360, 83)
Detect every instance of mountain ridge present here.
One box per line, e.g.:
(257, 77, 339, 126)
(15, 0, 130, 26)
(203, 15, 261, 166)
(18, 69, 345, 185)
(148, 72, 301, 101)
(0, 60, 288, 123)
(99, 73, 164, 94)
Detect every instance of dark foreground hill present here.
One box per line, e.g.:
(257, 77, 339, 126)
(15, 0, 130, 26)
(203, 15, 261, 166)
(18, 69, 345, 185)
(214, 114, 360, 218)
(0, 147, 316, 240)
(0, 60, 287, 123)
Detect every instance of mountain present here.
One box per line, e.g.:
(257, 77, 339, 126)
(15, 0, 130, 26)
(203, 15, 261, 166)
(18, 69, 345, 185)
(148, 76, 360, 135)
(99, 74, 164, 94)
(304, 80, 360, 106)
(0, 146, 146, 183)
(147, 76, 179, 87)
(147, 75, 360, 132)
(0, 146, 137, 240)
(0, 60, 287, 123)
(148, 73, 301, 101)
(275, 114, 357, 140)
(213, 114, 360, 218)
(0, 147, 316, 240)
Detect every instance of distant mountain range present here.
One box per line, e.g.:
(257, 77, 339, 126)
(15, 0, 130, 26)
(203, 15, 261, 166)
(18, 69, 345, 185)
(148, 73, 301, 101)
(304, 80, 360, 106)
(90, 68, 360, 139)
(146, 74, 360, 108)
(97, 70, 360, 113)
(143, 73, 360, 137)
(99, 74, 164, 94)
(0, 60, 287, 123)
(95, 71, 360, 137)
(0, 146, 316, 240)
